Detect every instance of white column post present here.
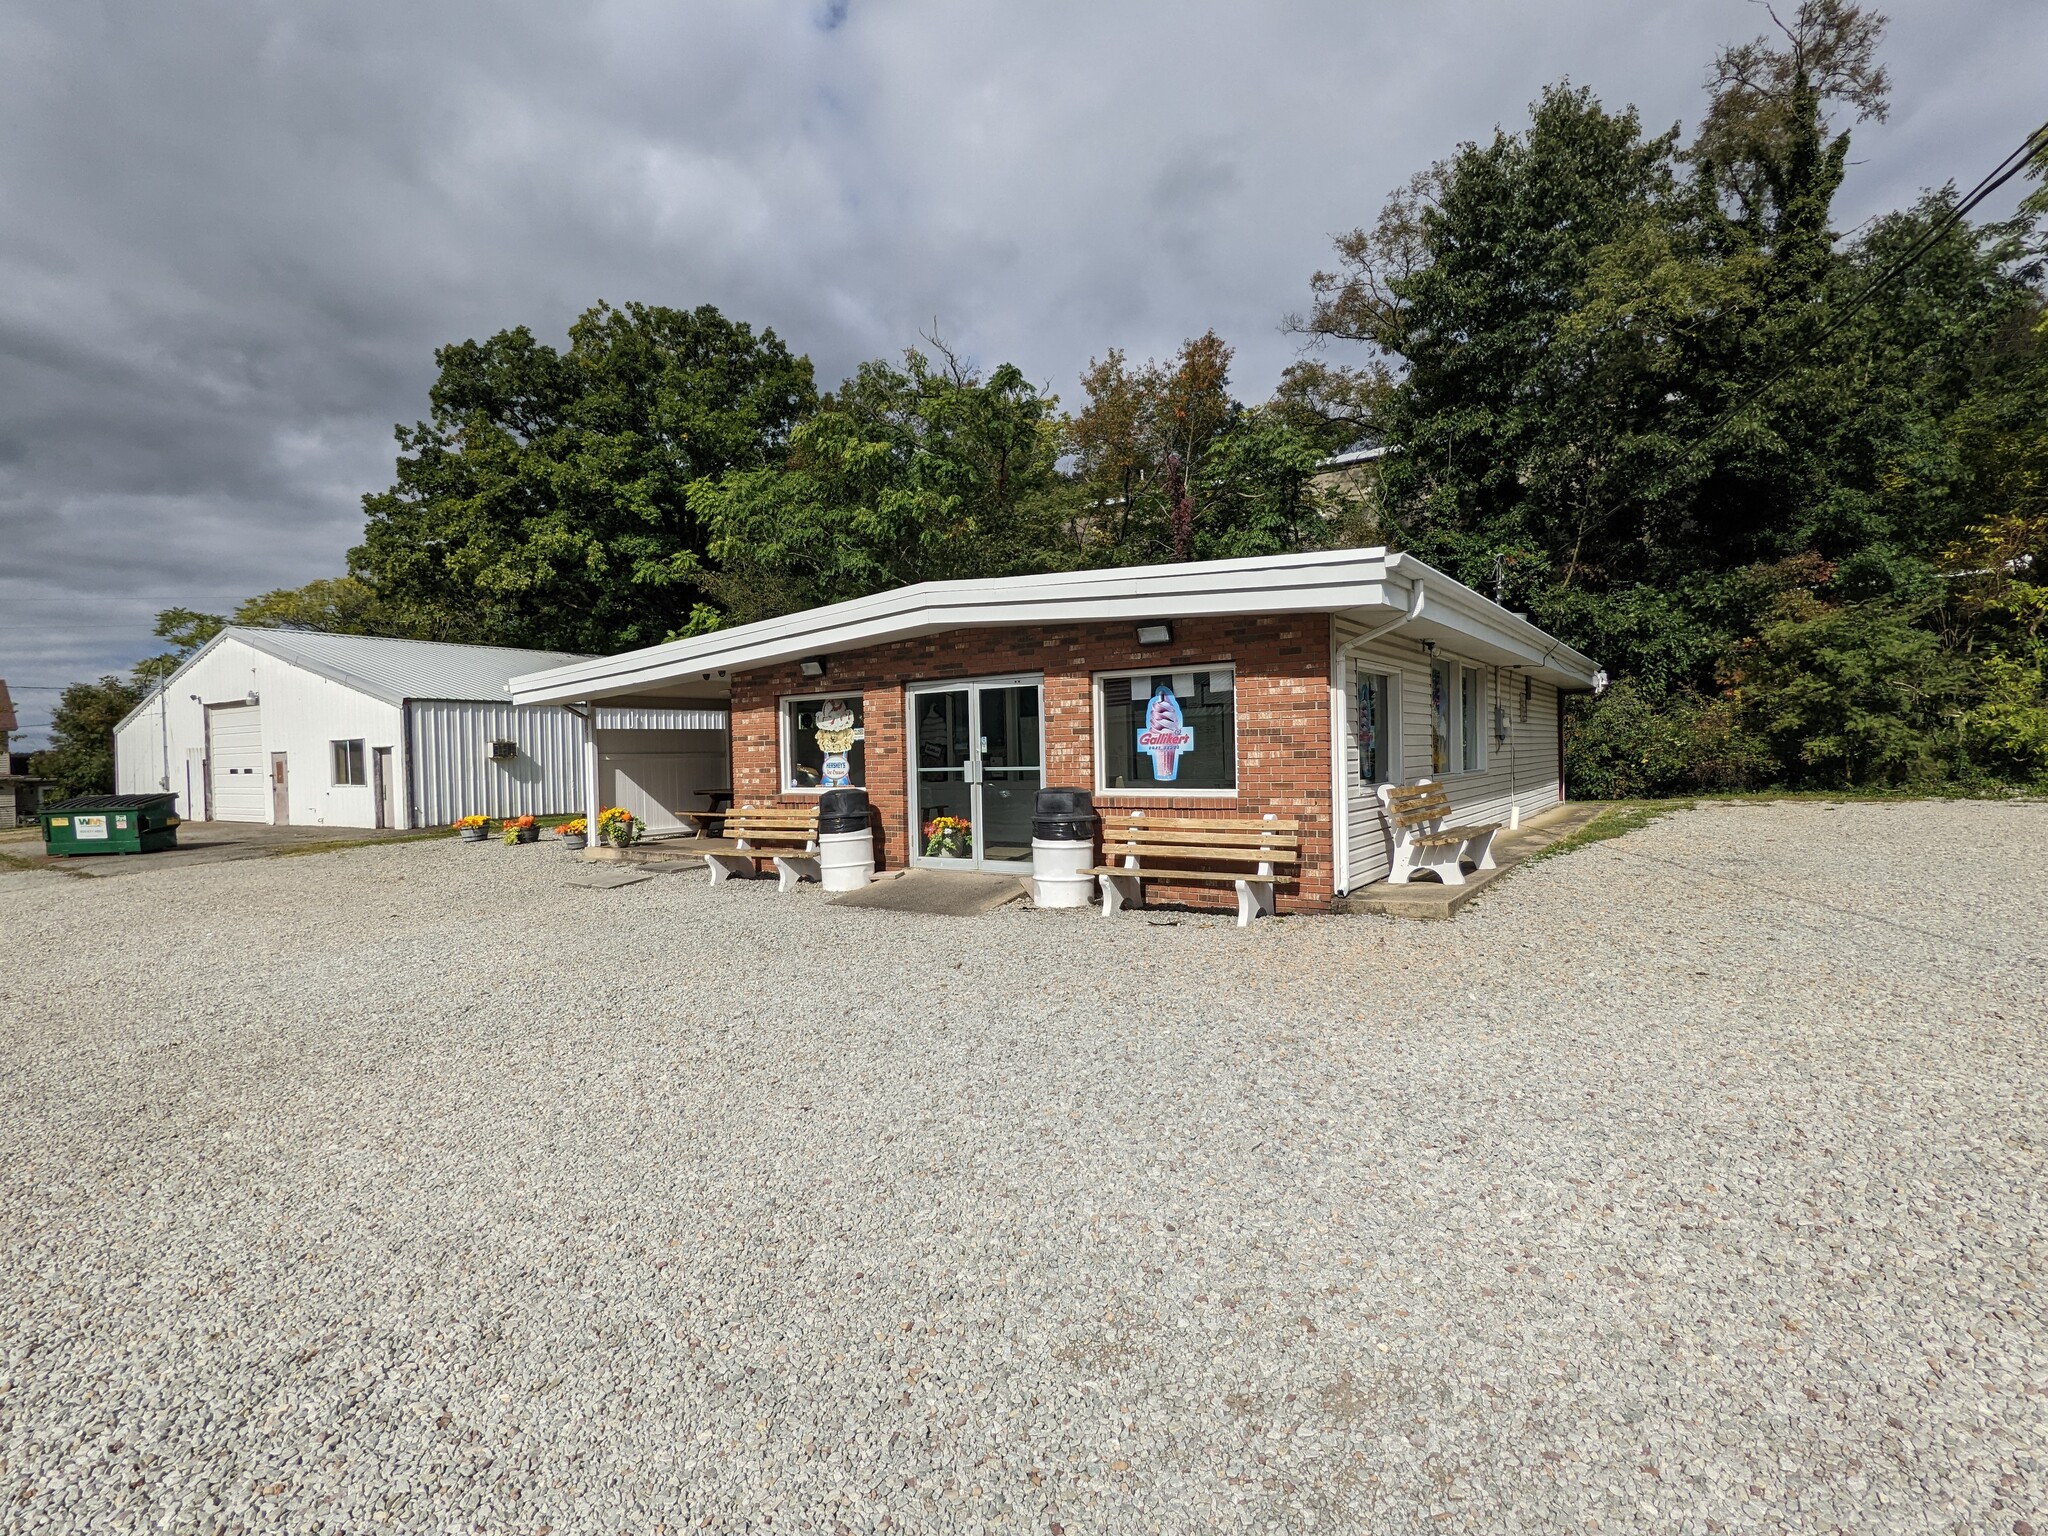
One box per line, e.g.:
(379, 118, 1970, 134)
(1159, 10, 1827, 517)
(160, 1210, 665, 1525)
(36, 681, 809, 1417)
(583, 703, 601, 853)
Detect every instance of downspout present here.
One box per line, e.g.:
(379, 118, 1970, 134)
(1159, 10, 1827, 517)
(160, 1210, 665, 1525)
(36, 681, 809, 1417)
(1330, 578, 1427, 898)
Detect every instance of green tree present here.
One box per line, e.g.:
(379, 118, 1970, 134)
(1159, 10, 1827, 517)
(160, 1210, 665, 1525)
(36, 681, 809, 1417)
(1066, 333, 1337, 564)
(231, 577, 393, 635)
(351, 301, 816, 652)
(134, 609, 226, 682)
(30, 676, 147, 797)
(688, 347, 1067, 626)
(1292, 1, 2048, 791)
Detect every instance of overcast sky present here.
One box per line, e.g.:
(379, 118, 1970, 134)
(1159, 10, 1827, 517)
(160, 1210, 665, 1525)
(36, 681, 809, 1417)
(1, 0, 2041, 747)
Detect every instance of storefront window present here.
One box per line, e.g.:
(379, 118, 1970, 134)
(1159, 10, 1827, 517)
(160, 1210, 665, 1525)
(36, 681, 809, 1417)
(1356, 671, 1392, 783)
(1097, 667, 1236, 792)
(1429, 659, 1483, 774)
(1460, 666, 1482, 772)
(1430, 660, 1451, 774)
(782, 694, 865, 790)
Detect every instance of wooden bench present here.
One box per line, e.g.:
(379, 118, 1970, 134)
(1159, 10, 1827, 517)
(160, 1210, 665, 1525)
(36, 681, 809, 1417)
(1375, 779, 1500, 886)
(691, 804, 821, 892)
(1087, 811, 1299, 927)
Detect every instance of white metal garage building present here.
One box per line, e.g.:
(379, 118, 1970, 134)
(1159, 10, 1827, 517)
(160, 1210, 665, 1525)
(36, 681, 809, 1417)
(113, 628, 730, 830)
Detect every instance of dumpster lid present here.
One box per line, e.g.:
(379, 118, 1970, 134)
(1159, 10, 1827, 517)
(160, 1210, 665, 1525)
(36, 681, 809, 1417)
(44, 794, 179, 812)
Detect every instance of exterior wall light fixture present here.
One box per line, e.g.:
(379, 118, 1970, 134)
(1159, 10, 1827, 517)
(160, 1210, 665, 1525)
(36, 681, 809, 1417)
(798, 657, 828, 679)
(1135, 623, 1173, 647)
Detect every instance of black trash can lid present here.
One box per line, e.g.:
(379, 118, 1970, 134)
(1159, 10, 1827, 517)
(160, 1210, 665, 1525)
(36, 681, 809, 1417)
(818, 786, 869, 817)
(44, 794, 179, 812)
(1034, 786, 1095, 816)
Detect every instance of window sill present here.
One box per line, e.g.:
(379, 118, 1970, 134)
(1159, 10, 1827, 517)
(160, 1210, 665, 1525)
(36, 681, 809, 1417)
(1095, 787, 1239, 800)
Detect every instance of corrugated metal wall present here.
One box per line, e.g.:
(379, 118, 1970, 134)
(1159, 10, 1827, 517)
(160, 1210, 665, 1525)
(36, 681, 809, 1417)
(407, 701, 590, 825)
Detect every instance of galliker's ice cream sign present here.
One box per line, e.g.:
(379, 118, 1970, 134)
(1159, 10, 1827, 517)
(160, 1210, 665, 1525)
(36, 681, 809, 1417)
(1136, 685, 1195, 780)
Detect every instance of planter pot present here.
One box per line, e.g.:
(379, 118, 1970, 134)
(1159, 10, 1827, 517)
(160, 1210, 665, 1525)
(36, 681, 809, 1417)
(458, 828, 487, 842)
(608, 833, 637, 848)
(559, 834, 588, 852)
(513, 826, 539, 844)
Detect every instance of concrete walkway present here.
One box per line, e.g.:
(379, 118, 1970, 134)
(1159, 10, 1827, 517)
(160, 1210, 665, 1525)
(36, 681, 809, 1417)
(2, 820, 430, 877)
(1333, 799, 1608, 918)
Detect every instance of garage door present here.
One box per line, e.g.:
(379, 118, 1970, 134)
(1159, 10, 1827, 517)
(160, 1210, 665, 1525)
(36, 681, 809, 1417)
(207, 704, 266, 821)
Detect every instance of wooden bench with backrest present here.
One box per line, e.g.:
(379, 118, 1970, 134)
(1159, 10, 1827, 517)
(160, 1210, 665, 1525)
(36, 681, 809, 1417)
(1088, 811, 1299, 927)
(691, 804, 821, 892)
(1375, 779, 1500, 886)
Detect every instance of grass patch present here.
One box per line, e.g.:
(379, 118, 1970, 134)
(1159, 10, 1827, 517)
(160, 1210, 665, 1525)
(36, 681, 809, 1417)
(1523, 800, 1691, 867)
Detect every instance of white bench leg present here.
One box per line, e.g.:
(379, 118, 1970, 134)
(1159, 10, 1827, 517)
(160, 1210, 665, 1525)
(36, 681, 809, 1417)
(774, 855, 819, 892)
(1099, 872, 1142, 916)
(706, 853, 752, 887)
(1426, 844, 1467, 886)
(1387, 841, 1417, 884)
(1235, 880, 1279, 927)
(1466, 829, 1498, 870)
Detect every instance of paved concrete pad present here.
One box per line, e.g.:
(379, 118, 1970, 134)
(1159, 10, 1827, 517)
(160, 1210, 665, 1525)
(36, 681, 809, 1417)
(2, 820, 432, 877)
(828, 868, 1030, 914)
(1335, 800, 1607, 918)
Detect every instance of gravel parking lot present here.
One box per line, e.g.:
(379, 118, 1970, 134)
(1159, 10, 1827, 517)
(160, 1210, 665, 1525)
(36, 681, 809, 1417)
(2, 800, 2043, 1535)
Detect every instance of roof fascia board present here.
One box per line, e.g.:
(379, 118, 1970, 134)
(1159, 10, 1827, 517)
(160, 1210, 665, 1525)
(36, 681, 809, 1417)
(511, 552, 1400, 704)
(512, 578, 1404, 706)
(112, 628, 238, 731)
(1390, 555, 1601, 685)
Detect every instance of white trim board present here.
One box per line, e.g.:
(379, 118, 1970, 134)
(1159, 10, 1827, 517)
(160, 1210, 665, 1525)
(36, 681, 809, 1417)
(509, 549, 1602, 706)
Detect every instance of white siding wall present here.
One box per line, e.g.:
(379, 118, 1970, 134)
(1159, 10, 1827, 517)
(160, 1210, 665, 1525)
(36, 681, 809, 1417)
(1334, 615, 1563, 891)
(596, 728, 730, 832)
(407, 700, 588, 825)
(115, 642, 406, 827)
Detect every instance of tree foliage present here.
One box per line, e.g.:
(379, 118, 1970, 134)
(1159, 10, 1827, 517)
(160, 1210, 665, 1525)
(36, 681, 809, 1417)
(1293, 0, 2048, 791)
(350, 301, 816, 651)
(30, 675, 146, 797)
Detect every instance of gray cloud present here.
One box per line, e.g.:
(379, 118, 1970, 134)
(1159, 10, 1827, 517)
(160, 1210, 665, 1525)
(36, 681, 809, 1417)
(2, 0, 2041, 746)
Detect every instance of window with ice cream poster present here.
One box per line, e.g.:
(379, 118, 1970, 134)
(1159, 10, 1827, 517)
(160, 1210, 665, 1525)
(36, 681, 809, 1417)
(1135, 685, 1195, 781)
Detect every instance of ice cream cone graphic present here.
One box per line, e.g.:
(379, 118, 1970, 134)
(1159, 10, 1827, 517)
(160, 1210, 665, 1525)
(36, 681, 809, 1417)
(1136, 685, 1195, 781)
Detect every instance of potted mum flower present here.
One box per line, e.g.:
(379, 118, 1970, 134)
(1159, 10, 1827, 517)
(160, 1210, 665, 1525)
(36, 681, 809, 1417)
(502, 814, 540, 845)
(922, 814, 971, 858)
(556, 817, 588, 852)
(597, 805, 640, 848)
(454, 814, 489, 842)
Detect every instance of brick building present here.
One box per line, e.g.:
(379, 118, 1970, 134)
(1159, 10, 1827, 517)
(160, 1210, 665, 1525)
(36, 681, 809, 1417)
(512, 548, 1602, 910)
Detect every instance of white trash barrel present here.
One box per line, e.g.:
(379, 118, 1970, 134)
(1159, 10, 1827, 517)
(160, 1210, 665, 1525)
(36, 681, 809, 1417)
(818, 828, 874, 891)
(1031, 836, 1095, 908)
(1030, 787, 1098, 908)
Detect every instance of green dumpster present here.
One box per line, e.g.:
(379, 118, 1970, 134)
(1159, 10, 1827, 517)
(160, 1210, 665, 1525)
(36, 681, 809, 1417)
(40, 794, 181, 856)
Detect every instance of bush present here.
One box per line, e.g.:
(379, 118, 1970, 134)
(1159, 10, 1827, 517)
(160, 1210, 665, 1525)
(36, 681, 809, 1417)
(1957, 654, 2048, 786)
(1563, 680, 1776, 799)
(1723, 595, 1962, 789)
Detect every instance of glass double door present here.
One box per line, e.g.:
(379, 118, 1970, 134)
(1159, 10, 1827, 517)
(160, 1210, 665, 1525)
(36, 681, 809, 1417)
(909, 677, 1043, 869)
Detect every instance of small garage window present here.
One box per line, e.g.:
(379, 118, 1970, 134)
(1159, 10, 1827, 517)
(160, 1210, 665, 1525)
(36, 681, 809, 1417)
(332, 739, 367, 786)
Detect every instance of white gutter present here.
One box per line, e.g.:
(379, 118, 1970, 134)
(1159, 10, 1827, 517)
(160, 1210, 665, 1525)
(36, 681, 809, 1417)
(1346, 578, 1426, 647)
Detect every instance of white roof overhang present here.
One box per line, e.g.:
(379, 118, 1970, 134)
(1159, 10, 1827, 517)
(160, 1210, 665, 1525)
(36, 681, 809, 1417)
(509, 547, 1602, 706)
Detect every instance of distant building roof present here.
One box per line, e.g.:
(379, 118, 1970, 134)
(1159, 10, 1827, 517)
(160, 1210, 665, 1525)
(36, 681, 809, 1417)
(1316, 445, 1394, 469)
(117, 628, 592, 729)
